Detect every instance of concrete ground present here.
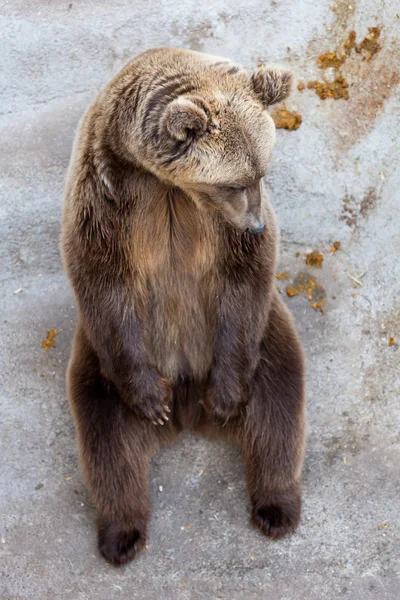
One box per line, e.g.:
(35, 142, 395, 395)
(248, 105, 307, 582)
(1, 1, 399, 598)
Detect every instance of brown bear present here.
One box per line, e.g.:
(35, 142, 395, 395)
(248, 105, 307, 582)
(61, 47, 306, 565)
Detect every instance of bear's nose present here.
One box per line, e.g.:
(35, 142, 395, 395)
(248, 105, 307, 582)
(248, 223, 265, 235)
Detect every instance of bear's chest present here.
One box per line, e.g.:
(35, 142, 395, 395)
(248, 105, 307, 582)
(144, 266, 217, 382)
(131, 194, 219, 382)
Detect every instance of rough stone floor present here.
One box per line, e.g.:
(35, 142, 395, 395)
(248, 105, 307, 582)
(1, 1, 399, 598)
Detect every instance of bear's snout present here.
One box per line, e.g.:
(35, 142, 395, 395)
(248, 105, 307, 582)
(248, 222, 265, 235)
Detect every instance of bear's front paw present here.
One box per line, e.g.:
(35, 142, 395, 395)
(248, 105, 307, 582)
(98, 517, 147, 565)
(202, 379, 249, 424)
(134, 379, 172, 425)
(251, 486, 301, 540)
(129, 368, 172, 425)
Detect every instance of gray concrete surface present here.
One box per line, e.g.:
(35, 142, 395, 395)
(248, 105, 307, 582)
(1, 1, 399, 598)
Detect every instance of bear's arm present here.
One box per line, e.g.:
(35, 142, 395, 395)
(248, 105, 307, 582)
(62, 174, 171, 425)
(204, 281, 265, 422)
(69, 265, 170, 424)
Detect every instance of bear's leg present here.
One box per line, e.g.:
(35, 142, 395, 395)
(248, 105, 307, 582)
(67, 324, 177, 565)
(244, 296, 306, 540)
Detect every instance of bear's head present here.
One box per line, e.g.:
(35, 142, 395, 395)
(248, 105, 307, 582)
(103, 48, 293, 233)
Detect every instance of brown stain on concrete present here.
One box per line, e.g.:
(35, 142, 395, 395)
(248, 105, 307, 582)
(330, 0, 357, 33)
(301, 28, 383, 103)
(362, 305, 399, 403)
(171, 20, 214, 51)
(271, 106, 302, 130)
(299, 24, 400, 149)
(359, 188, 378, 218)
(285, 272, 327, 312)
(340, 187, 378, 229)
(307, 75, 349, 100)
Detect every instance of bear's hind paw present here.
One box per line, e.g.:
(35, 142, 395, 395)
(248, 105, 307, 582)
(251, 488, 301, 540)
(98, 518, 147, 565)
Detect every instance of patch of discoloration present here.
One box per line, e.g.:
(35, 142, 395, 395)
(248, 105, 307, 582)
(307, 75, 349, 100)
(330, 241, 341, 253)
(305, 251, 324, 268)
(184, 22, 214, 51)
(343, 29, 357, 54)
(323, 426, 371, 466)
(339, 48, 400, 146)
(342, 27, 382, 61)
(171, 20, 214, 51)
(286, 272, 327, 311)
(311, 298, 325, 310)
(340, 187, 378, 228)
(340, 194, 360, 227)
(276, 270, 290, 281)
(355, 27, 382, 61)
(303, 28, 382, 102)
(286, 285, 298, 297)
(377, 309, 400, 349)
(271, 106, 302, 130)
(42, 328, 57, 351)
(295, 272, 326, 308)
(362, 306, 400, 403)
(301, 25, 400, 147)
(359, 188, 378, 218)
(330, 0, 357, 32)
(317, 51, 346, 70)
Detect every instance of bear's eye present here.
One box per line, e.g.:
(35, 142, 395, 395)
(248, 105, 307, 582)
(224, 186, 246, 193)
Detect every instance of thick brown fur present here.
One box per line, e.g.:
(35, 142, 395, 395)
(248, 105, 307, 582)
(61, 48, 306, 565)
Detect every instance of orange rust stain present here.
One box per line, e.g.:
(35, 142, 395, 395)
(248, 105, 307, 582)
(343, 30, 357, 55)
(297, 81, 305, 91)
(342, 28, 381, 60)
(276, 270, 290, 281)
(294, 273, 320, 294)
(306, 27, 383, 102)
(317, 51, 346, 70)
(307, 76, 349, 100)
(330, 241, 341, 253)
(42, 329, 57, 351)
(305, 251, 324, 268)
(388, 336, 395, 347)
(285, 273, 327, 312)
(311, 298, 326, 310)
(356, 27, 382, 61)
(286, 286, 299, 297)
(271, 107, 302, 130)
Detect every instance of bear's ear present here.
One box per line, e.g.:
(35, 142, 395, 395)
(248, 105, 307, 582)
(161, 97, 208, 141)
(250, 67, 293, 107)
